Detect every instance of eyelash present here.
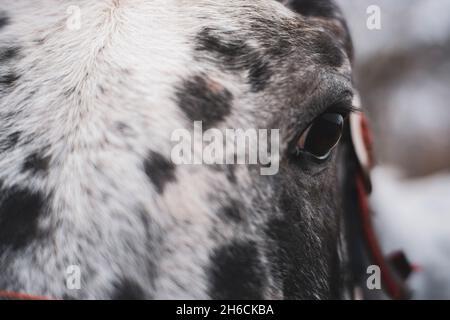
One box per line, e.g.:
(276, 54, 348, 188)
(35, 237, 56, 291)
(326, 102, 358, 118)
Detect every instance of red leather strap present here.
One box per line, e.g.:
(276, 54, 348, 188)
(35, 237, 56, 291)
(355, 174, 407, 300)
(0, 290, 54, 300)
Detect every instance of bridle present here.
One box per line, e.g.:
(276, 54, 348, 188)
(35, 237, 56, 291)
(348, 96, 414, 300)
(0, 291, 53, 300)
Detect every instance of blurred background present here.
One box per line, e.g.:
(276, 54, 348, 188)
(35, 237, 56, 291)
(337, 0, 450, 299)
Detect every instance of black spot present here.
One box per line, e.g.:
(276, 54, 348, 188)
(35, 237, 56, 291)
(219, 200, 243, 222)
(224, 165, 236, 184)
(248, 59, 272, 92)
(0, 15, 9, 30)
(209, 241, 265, 300)
(23, 151, 51, 174)
(284, 0, 341, 19)
(115, 121, 133, 137)
(210, 164, 236, 184)
(309, 33, 344, 67)
(195, 28, 272, 92)
(176, 75, 233, 129)
(63, 87, 76, 97)
(0, 73, 20, 87)
(98, 85, 106, 94)
(0, 184, 47, 250)
(34, 37, 46, 46)
(196, 28, 250, 61)
(0, 47, 19, 62)
(112, 279, 145, 300)
(144, 151, 176, 194)
(0, 131, 21, 152)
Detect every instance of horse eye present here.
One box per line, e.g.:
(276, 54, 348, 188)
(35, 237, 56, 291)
(296, 113, 344, 160)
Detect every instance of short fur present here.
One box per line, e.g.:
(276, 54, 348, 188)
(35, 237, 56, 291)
(0, 0, 354, 299)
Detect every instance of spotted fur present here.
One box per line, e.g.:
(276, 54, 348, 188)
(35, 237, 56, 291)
(0, 0, 354, 299)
